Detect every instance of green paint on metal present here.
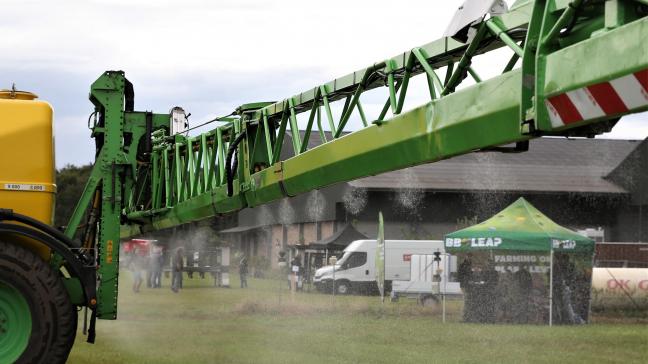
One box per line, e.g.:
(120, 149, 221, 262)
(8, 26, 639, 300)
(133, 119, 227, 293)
(300, 89, 320, 153)
(64, 2, 647, 325)
(442, 23, 488, 96)
(320, 85, 336, 133)
(387, 60, 399, 114)
(0, 281, 32, 362)
(378, 80, 402, 121)
(287, 98, 302, 154)
(356, 101, 368, 127)
(412, 47, 442, 99)
(486, 18, 524, 57)
(538, 14, 648, 131)
(262, 110, 274, 161)
(62, 277, 85, 305)
(542, 0, 585, 46)
(467, 67, 482, 83)
(272, 106, 289, 164)
(276, 70, 524, 199)
(67, 72, 169, 319)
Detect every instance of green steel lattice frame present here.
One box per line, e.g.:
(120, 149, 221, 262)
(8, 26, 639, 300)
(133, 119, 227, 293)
(63, 0, 648, 320)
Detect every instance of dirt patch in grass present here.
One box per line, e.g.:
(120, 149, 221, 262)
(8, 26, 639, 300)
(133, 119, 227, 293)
(231, 297, 446, 318)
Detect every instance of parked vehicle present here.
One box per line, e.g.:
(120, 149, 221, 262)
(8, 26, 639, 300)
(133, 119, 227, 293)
(391, 254, 462, 305)
(312, 239, 450, 295)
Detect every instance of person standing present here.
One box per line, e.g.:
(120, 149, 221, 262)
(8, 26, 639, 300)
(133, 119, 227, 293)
(498, 267, 516, 323)
(149, 242, 163, 288)
(145, 247, 152, 288)
(552, 253, 583, 324)
(289, 255, 303, 291)
(513, 266, 532, 323)
(171, 247, 184, 293)
(129, 247, 145, 293)
(482, 261, 499, 323)
(239, 256, 248, 288)
(457, 255, 475, 322)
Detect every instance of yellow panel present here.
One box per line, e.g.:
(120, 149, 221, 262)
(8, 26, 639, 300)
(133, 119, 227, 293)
(0, 90, 55, 259)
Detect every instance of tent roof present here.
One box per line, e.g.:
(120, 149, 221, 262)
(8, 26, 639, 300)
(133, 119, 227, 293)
(445, 197, 594, 252)
(309, 224, 368, 250)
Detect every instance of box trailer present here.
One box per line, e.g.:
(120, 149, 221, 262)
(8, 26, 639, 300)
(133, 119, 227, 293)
(391, 254, 462, 305)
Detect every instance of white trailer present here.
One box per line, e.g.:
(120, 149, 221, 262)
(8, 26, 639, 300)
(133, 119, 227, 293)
(391, 254, 462, 305)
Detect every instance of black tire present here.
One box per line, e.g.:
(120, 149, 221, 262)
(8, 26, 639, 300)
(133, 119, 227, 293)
(0, 240, 77, 364)
(315, 280, 332, 293)
(419, 294, 439, 307)
(335, 280, 351, 295)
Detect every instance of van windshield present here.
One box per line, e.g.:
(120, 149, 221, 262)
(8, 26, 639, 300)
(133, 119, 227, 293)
(335, 251, 351, 266)
(339, 251, 367, 269)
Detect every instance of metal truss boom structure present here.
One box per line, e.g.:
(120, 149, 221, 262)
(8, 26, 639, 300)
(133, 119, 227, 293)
(64, 0, 648, 320)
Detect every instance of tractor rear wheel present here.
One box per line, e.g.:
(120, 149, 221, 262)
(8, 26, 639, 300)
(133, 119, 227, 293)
(0, 240, 77, 364)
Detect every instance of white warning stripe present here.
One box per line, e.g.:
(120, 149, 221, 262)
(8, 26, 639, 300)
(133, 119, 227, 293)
(609, 74, 648, 110)
(566, 88, 605, 120)
(544, 99, 564, 127)
(546, 68, 648, 129)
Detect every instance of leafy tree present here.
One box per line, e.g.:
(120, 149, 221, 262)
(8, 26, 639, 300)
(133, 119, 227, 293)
(55, 164, 92, 228)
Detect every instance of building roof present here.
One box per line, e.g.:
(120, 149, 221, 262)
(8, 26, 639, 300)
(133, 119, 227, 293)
(219, 225, 263, 234)
(347, 138, 644, 194)
(309, 224, 368, 250)
(605, 138, 648, 204)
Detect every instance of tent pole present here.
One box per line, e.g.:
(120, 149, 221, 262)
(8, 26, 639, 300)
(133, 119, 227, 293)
(549, 248, 554, 327)
(442, 253, 447, 323)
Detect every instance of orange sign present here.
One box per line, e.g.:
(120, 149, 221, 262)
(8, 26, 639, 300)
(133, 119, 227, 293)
(106, 240, 113, 264)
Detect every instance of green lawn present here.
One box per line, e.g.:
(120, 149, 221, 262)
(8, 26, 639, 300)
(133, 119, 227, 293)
(68, 271, 648, 364)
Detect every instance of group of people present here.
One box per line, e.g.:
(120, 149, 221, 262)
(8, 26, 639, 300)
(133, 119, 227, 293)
(127, 244, 186, 293)
(236, 253, 304, 291)
(127, 245, 162, 293)
(458, 256, 533, 324)
(458, 257, 501, 323)
(498, 266, 533, 323)
(457, 253, 590, 325)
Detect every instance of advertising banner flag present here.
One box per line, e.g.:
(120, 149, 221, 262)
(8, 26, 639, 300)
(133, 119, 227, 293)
(376, 211, 386, 302)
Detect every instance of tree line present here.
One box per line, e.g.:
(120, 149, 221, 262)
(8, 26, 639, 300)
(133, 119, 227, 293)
(55, 164, 92, 228)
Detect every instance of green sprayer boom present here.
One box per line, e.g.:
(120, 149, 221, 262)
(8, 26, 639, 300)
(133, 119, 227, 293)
(63, 0, 648, 338)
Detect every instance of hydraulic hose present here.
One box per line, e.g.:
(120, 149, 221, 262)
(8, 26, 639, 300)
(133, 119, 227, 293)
(226, 131, 247, 197)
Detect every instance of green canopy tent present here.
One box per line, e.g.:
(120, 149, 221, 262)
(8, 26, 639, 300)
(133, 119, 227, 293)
(445, 197, 595, 325)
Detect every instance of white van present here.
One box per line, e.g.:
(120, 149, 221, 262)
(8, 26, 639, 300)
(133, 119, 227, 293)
(312, 239, 449, 295)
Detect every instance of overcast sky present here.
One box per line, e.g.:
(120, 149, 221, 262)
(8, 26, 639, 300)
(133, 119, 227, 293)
(2, 0, 647, 167)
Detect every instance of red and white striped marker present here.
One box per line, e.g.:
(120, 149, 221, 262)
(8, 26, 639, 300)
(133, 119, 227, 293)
(545, 68, 648, 128)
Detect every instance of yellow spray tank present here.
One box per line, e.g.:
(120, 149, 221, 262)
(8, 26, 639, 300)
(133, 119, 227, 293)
(0, 86, 55, 259)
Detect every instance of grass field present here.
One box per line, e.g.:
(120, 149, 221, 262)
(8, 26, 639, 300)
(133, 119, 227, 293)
(67, 271, 648, 364)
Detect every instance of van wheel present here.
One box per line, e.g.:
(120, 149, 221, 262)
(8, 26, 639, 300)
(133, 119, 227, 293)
(0, 240, 77, 364)
(335, 280, 351, 295)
